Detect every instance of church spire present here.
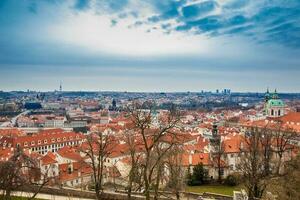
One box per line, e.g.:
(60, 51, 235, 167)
(272, 89, 278, 99)
(59, 81, 62, 92)
(265, 88, 270, 103)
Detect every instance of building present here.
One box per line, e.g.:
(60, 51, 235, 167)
(264, 89, 285, 118)
(0, 129, 85, 155)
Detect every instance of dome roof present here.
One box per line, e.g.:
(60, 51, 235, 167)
(267, 99, 285, 107)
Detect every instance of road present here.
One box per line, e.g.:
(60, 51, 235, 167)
(0, 110, 29, 127)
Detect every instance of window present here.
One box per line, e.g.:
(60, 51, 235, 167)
(278, 110, 281, 116)
(51, 138, 55, 143)
(24, 142, 28, 146)
(38, 140, 41, 144)
(271, 109, 274, 116)
(57, 138, 61, 142)
(63, 137, 66, 141)
(31, 141, 35, 146)
(44, 139, 48, 144)
(220, 168, 224, 176)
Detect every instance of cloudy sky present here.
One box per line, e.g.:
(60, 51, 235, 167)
(0, 0, 299, 92)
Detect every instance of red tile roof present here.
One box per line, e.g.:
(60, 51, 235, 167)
(0, 130, 84, 149)
(182, 153, 211, 166)
(59, 161, 93, 182)
(57, 146, 83, 161)
(41, 151, 57, 165)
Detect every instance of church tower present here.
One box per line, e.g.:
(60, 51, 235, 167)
(59, 81, 62, 92)
(264, 89, 285, 118)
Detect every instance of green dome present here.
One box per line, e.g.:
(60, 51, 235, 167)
(267, 99, 285, 107)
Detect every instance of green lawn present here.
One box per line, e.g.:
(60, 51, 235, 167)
(187, 185, 243, 196)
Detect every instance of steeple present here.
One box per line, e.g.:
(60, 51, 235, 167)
(59, 81, 62, 92)
(265, 88, 270, 103)
(272, 89, 278, 99)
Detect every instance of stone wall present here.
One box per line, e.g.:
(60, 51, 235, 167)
(21, 186, 146, 200)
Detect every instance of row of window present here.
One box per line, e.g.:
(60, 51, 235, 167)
(30, 141, 80, 154)
(22, 135, 80, 147)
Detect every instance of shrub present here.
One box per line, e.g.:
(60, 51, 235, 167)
(224, 174, 239, 186)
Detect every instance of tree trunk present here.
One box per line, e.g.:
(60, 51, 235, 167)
(144, 170, 150, 200)
(176, 191, 180, 200)
(4, 189, 11, 200)
(218, 156, 222, 183)
(127, 168, 133, 200)
(277, 154, 283, 175)
(153, 166, 161, 200)
(95, 183, 101, 200)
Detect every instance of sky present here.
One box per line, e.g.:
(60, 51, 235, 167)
(0, 0, 300, 92)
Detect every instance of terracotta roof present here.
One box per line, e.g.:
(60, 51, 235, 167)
(0, 130, 84, 149)
(182, 153, 211, 166)
(41, 151, 57, 165)
(0, 147, 14, 161)
(0, 128, 24, 137)
(59, 161, 93, 182)
(57, 146, 83, 161)
(223, 135, 244, 153)
(280, 112, 300, 124)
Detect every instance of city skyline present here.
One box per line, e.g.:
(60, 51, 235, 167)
(0, 0, 300, 92)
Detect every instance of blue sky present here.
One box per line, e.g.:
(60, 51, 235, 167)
(0, 0, 300, 92)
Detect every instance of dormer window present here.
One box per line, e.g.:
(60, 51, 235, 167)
(31, 141, 35, 146)
(63, 137, 66, 141)
(38, 140, 41, 144)
(24, 142, 28, 146)
(69, 136, 73, 140)
(44, 139, 47, 144)
(51, 138, 55, 143)
(76, 135, 79, 139)
(57, 138, 61, 142)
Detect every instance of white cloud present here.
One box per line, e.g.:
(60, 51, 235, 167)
(46, 10, 216, 57)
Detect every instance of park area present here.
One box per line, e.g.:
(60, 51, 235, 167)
(187, 185, 243, 196)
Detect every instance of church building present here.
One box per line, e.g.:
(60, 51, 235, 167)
(264, 89, 285, 118)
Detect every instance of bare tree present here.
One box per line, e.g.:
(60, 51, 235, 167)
(239, 128, 268, 200)
(272, 123, 296, 175)
(260, 126, 273, 177)
(128, 102, 180, 200)
(80, 129, 116, 200)
(166, 145, 185, 200)
(124, 129, 142, 200)
(0, 148, 52, 200)
(267, 154, 300, 200)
